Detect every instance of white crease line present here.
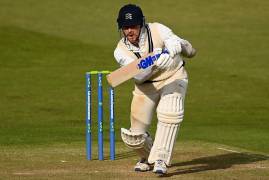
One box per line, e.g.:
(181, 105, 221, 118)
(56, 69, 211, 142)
(13, 172, 35, 175)
(217, 147, 241, 153)
(218, 148, 269, 158)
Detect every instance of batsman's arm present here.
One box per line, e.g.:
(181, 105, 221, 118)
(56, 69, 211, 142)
(156, 23, 196, 58)
(180, 40, 196, 58)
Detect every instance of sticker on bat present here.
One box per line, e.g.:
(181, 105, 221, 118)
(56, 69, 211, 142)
(137, 50, 169, 69)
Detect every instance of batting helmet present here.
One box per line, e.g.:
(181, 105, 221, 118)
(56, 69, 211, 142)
(117, 4, 145, 29)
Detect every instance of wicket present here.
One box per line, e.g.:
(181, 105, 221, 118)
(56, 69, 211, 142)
(85, 70, 115, 160)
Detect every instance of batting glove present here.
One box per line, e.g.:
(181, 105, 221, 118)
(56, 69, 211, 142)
(164, 37, 182, 58)
(156, 53, 173, 70)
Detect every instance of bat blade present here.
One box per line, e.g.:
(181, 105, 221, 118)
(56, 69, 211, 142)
(106, 51, 167, 87)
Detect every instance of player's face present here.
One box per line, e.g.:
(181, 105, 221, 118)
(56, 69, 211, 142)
(122, 25, 141, 45)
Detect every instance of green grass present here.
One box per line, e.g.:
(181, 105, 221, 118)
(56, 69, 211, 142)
(0, 141, 268, 179)
(0, 0, 269, 179)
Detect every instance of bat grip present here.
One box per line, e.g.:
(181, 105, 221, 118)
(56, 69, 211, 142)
(162, 49, 169, 54)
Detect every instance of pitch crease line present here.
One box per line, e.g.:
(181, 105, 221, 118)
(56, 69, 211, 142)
(217, 147, 241, 153)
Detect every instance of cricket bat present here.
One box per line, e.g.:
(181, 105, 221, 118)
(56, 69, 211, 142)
(106, 50, 168, 87)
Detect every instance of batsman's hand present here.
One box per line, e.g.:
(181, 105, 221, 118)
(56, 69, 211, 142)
(165, 37, 182, 58)
(156, 53, 173, 70)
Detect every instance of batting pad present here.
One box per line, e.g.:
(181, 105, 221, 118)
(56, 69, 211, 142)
(121, 128, 153, 159)
(148, 121, 180, 165)
(157, 93, 184, 124)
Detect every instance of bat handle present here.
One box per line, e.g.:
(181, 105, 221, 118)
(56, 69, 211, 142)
(162, 49, 169, 54)
(154, 50, 169, 60)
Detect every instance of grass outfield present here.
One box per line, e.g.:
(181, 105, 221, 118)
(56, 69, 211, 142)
(0, 0, 268, 179)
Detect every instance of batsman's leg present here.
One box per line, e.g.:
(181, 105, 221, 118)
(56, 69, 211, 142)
(148, 79, 188, 174)
(121, 91, 159, 171)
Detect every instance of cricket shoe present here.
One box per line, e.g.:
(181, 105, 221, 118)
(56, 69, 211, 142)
(134, 158, 151, 172)
(153, 160, 167, 174)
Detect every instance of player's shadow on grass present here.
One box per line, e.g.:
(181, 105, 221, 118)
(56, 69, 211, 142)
(163, 152, 268, 177)
(104, 151, 136, 160)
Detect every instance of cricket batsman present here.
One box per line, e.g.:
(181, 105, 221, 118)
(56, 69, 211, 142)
(114, 4, 196, 174)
